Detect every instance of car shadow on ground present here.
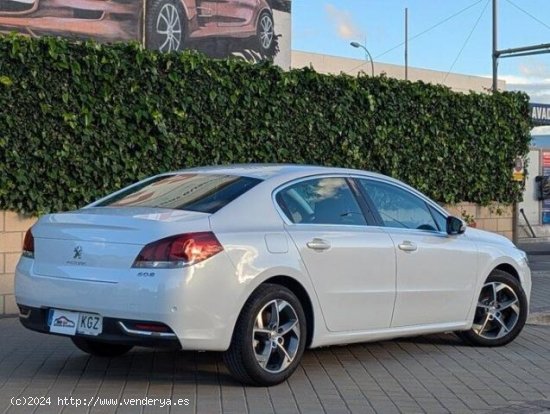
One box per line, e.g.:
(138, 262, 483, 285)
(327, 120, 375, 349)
(9, 333, 466, 387)
(397, 332, 466, 346)
(65, 350, 232, 386)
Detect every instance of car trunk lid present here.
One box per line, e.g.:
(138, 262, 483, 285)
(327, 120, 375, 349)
(32, 207, 211, 282)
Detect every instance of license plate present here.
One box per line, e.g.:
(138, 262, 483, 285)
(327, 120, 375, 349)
(49, 309, 103, 336)
(77, 313, 103, 336)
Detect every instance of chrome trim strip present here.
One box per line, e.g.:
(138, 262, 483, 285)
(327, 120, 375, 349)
(117, 321, 177, 338)
(35, 274, 118, 284)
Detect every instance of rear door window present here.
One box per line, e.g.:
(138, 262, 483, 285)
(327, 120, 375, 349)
(97, 174, 262, 213)
(276, 177, 367, 225)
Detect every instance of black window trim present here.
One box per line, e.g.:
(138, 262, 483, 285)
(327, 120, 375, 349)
(427, 204, 447, 232)
(350, 177, 385, 227)
(346, 178, 378, 225)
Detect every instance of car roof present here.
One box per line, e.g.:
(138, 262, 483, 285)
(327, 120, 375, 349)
(175, 164, 447, 216)
(176, 163, 389, 182)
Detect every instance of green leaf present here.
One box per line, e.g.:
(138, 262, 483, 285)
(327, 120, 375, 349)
(0, 75, 13, 86)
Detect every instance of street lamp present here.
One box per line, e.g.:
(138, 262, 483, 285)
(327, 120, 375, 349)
(350, 41, 375, 76)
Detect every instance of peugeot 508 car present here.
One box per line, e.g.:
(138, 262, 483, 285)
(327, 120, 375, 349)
(0, 0, 275, 55)
(15, 164, 531, 386)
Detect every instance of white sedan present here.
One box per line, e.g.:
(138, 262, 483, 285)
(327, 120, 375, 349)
(15, 164, 531, 386)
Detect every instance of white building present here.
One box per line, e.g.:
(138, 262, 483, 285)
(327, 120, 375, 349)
(291, 50, 505, 93)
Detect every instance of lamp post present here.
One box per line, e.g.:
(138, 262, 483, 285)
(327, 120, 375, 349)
(350, 41, 375, 76)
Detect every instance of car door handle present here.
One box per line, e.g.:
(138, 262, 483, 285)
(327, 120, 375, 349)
(306, 238, 331, 251)
(398, 241, 417, 252)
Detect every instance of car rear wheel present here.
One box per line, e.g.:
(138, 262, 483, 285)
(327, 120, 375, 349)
(458, 269, 527, 347)
(223, 284, 306, 386)
(146, 0, 186, 53)
(256, 11, 275, 57)
(71, 337, 133, 357)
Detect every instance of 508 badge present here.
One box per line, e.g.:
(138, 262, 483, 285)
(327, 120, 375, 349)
(137, 272, 156, 277)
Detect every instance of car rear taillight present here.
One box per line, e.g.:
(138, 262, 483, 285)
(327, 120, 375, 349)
(22, 228, 34, 258)
(132, 232, 223, 268)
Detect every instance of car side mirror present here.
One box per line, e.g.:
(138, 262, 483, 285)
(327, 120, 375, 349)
(446, 216, 466, 235)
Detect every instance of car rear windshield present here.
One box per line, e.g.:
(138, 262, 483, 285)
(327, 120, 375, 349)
(96, 174, 262, 214)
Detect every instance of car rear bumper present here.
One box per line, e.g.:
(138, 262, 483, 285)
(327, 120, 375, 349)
(15, 251, 243, 351)
(18, 305, 181, 348)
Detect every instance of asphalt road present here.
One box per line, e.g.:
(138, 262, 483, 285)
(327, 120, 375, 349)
(519, 241, 550, 272)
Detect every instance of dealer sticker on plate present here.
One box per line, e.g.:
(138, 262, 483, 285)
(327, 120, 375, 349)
(49, 309, 103, 336)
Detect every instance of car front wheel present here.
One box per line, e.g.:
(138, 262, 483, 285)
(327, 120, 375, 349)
(224, 284, 306, 386)
(458, 269, 527, 347)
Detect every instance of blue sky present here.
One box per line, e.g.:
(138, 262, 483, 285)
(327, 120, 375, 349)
(292, 0, 550, 104)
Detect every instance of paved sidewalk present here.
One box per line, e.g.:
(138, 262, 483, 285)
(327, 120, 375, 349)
(531, 272, 550, 313)
(1, 270, 549, 414)
(2, 317, 550, 414)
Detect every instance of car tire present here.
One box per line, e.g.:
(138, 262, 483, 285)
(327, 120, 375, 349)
(223, 283, 307, 386)
(71, 337, 133, 357)
(458, 269, 527, 347)
(146, 0, 186, 53)
(255, 11, 275, 57)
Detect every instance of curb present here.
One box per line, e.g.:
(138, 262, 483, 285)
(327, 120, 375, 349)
(524, 251, 550, 256)
(518, 237, 550, 244)
(527, 312, 550, 326)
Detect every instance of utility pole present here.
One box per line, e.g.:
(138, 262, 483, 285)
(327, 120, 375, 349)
(405, 8, 409, 80)
(490, 0, 550, 243)
(493, 0, 518, 243)
(492, 0, 498, 91)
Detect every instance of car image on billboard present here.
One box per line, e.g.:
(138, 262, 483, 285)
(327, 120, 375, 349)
(0, 0, 291, 62)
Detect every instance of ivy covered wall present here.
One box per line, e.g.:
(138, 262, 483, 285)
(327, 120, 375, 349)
(0, 35, 532, 215)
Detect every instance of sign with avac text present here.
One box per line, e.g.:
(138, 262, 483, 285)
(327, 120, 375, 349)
(531, 103, 550, 126)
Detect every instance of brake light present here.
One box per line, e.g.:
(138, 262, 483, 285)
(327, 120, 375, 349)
(133, 232, 223, 268)
(22, 228, 34, 258)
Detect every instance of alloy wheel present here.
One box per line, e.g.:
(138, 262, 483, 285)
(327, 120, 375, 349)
(252, 299, 300, 374)
(472, 281, 520, 340)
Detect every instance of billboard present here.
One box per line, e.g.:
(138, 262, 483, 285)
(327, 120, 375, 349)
(530, 103, 550, 126)
(0, 0, 291, 67)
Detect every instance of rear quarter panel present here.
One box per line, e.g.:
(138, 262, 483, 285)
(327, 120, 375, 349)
(209, 181, 328, 348)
